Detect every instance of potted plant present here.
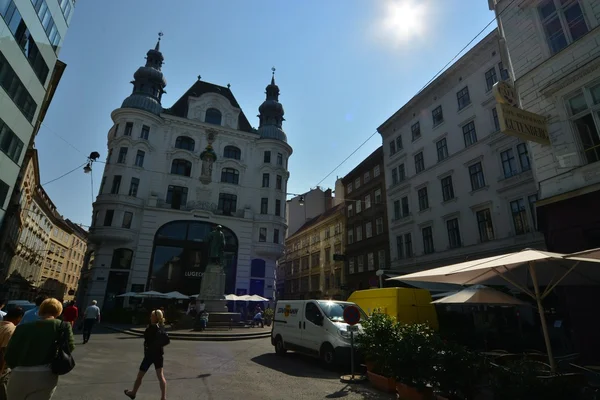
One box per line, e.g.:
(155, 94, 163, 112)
(263, 308, 274, 326)
(356, 312, 398, 393)
(392, 323, 441, 400)
(435, 342, 485, 400)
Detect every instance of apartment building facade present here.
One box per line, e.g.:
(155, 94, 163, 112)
(378, 30, 544, 274)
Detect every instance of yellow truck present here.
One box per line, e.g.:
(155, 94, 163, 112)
(347, 287, 439, 331)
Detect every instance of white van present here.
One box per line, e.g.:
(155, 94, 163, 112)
(270, 299, 367, 367)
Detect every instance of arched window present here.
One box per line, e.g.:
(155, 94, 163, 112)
(223, 145, 241, 160)
(221, 168, 239, 185)
(111, 248, 133, 269)
(171, 159, 192, 177)
(175, 136, 195, 151)
(205, 108, 222, 125)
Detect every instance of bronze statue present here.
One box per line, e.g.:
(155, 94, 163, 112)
(207, 225, 226, 265)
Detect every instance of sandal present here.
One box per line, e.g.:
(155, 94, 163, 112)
(124, 390, 136, 399)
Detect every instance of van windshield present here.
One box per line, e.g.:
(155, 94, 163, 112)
(316, 301, 367, 323)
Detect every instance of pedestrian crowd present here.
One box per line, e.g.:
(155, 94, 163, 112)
(0, 295, 169, 400)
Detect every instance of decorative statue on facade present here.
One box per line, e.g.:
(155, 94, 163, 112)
(199, 144, 217, 184)
(207, 225, 226, 266)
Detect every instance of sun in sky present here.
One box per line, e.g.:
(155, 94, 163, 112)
(378, 0, 429, 46)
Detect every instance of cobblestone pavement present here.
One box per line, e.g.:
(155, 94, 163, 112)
(52, 328, 393, 400)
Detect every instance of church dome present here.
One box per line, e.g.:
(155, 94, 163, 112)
(258, 125, 287, 142)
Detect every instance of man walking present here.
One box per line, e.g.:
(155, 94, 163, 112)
(83, 300, 101, 344)
(19, 295, 47, 325)
(0, 307, 24, 400)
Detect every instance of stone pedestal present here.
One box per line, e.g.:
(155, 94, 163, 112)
(197, 262, 226, 312)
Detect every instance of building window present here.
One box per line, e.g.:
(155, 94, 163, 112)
(124, 122, 133, 136)
(485, 67, 497, 91)
(135, 150, 145, 167)
(0, 118, 24, 163)
(223, 145, 241, 160)
(1, 6, 49, 84)
(276, 152, 283, 166)
(398, 163, 406, 181)
(462, 121, 477, 147)
(325, 247, 331, 263)
(422, 227, 434, 254)
(492, 107, 500, 131)
(259, 227, 267, 242)
(389, 140, 396, 155)
(414, 152, 425, 173)
(107, 175, 122, 195)
(436, 138, 448, 162)
(166, 185, 188, 210)
(568, 85, 600, 163)
(111, 248, 133, 269)
(58, 0, 72, 21)
(263, 151, 271, 163)
(401, 196, 409, 216)
(393, 200, 400, 220)
(538, 0, 588, 55)
(476, 209, 494, 242)
(374, 165, 380, 177)
(365, 222, 373, 239)
(364, 194, 371, 209)
(357, 255, 364, 272)
(441, 176, 454, 202)
(374, 188, 382, 204)
(0, 179, 9, 209)
(501, 149, 518, 178)
(378, 249, 386, 269)
(391, 168, 398, 185)
(347, 228, 354, 244)
(348, 204, 354, 217)
(122, 212, 133, 229)
(356, 225, 363, 241)
(140, 125, 150, 140)
(396, 136, 403, 151)
(175, 136, 195, 151)
(411, 122, 421, 140)
(364, 171, 371, 183)
(376, 217, 383, 235)
(528, 194, 539, 228)
(273, 229, 280, 244)
(367, 253, 375, 271)
(221, 168, 239, 184)
(347, 182, 353, 194)
(447, 218, 461, 249)
(260, 198, 268, 214)
(311, 252, 320, 268)
(104, 210, 114, 226)
(218, 193, 237, 216)
(354, 177, 360, 189)
(517, 143, 531, 171)
(128, 177, 139, 197)
(432, 106, 443, 126)
(349, 258, 355, 274)
(171, 159, 192, 177)
(30, 0, 62, 50)
(456, 86, 471, 110)
(469, 162, 486, 191)
(510, 199, 530, 235)
(117, 147, 128, 164)
(205, 108, 222, 125)
(499, 62, 510, 81)
(262, 173, 270, 188)
(275, 199, 281, 216)
(418, 187, 429, 211)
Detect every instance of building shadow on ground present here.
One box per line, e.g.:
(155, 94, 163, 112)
(251, 352, 341, 379)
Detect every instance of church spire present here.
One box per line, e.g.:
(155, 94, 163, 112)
(257, 67, 287, 142)
(121, 33, 167, 116)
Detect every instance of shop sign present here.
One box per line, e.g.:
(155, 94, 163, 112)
(496, 103, 550, 145)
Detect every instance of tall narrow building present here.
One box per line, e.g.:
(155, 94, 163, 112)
(81, 39, 292, 309)
(0, 0, 75, 226)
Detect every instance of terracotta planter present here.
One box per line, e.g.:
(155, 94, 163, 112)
(367, 371, 396, 393)
(396, 383, 435, 400)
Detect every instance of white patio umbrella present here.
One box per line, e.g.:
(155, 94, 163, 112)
(431, 285, 528, 306)
(225, 294, 239, 301)
(247, 294, 269, 302)
(164, 291, 190, 300)
(389, 248, 600, 371)
(116, 292, 138, 297)
(136, 291, 168, 298)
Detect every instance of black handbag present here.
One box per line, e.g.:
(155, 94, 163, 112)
(51, 321, 75, 375)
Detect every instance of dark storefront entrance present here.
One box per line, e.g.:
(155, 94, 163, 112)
(148, 221, 238, 296)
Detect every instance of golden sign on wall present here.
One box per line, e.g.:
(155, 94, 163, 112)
(493, 81, 550, 146)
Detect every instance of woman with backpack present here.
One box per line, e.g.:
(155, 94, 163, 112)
(124, 309, 169, 400)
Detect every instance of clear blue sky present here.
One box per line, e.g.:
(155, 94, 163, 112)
(35, 0, 496, 228)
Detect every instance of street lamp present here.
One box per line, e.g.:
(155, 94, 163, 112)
(83, 151, 100, 174)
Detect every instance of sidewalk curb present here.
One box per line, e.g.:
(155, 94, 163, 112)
(105, 325, 271, 341)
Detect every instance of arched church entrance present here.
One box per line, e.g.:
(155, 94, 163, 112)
(148, 221, 238, 295)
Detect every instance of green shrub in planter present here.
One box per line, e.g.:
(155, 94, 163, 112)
(435, 341, 485, 400)
(356, 311, 398, 377)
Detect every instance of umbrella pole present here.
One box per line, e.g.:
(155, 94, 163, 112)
(529, 262, 556, 372)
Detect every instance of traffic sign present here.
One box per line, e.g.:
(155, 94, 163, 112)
(343, 305, 361, 326)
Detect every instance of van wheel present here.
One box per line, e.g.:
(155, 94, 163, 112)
(274, 336, 287, 355)
(320, 343, 336, 368)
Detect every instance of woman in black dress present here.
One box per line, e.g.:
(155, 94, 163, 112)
(124, 310, 167, 400)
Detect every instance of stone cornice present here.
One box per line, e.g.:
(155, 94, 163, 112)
(540, 55, 600, 97)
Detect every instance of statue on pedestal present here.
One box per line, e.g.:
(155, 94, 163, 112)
(207, 225, 226, 266)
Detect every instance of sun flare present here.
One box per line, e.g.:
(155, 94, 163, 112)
(381, 0, 428, 44)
